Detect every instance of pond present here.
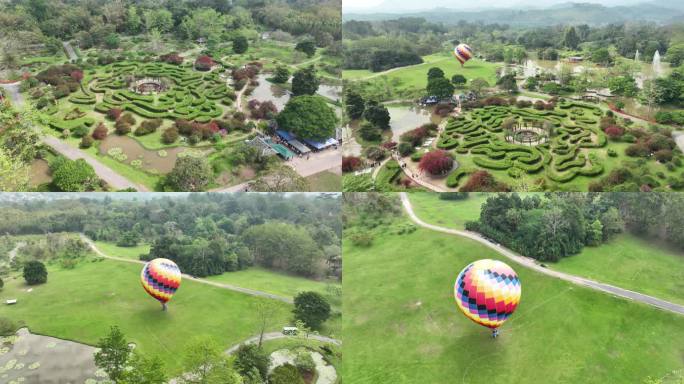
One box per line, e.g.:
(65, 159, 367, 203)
(98, 135, 205, 174)
(0, 328, 106, 384)
(28, 159, 51, 187)
(250, 74, 291, 111)
(387, 105, 443, 142)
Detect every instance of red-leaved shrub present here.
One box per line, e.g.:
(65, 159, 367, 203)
(418, 150, 453, 175)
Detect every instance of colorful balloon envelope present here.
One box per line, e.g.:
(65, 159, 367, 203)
(454, 259, 521, 329)
(453, 43, 473, 66)
(141, 258, 182, 310)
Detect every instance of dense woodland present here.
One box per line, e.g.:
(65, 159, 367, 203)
(467, 193, 684, 261)
(0, 193, 341, 279)
(343, 16, 684, 72)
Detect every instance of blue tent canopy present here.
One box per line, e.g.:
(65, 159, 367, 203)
(276, 130, 296, 141)
(302, 138, 339, 150)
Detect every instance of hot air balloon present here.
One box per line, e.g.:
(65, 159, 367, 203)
(454, 259, 521, 338)
(453, 43, 474, 67)
(141, 258, 182, 311)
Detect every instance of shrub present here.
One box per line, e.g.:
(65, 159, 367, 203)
(607, 149, 618, 157)
(418, 150, 453, 175)
(398, 142, 414, 156)
(0, 317, 16, 336)
(625, 143, 650, 157)
(72, 125, 90, 138)
(364, 146, 387, 161)
(461, 170, 510, 192)
(350, 232, 373, 247)
(23, 260, 48, 285)
(115, 120, 131, 135)
(342, 156, 362, 173)
(604, 125, 624, 139)
(195, 55, 215, 71)
(92, 123, 108, 140)
(107, 108, 123, 121)
(120, 113, 136, 126)
(655, 149, 673, 163)
(159, 52, 183, 65)
(269, 364, 304, 384)
(622, 134, 636, 143)
(80, 135, 94, 148)
(135, 119, 163, 136)
(294, 352, 316, 373)
(400, 126, 428, 147)
(234, 344, 270, 379)
(359, 122, 382, 141)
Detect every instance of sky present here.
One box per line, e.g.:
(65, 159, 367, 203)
(343, 0, 646, 12)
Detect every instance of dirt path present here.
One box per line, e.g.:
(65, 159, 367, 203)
(400, 192, 684, 316)
(80, 234, 293, 304)
(41, 136, 150, 192)
(225, 332, 341, 355)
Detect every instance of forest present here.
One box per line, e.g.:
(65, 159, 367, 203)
(467, 192, 684, 261)
(0, 192, 341, 278)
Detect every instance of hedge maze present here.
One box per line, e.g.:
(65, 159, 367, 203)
(48, 61, 236, 130)
(438, 101, 609, 184)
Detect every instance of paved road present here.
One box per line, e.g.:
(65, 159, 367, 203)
(0, 82, 24, 108)
(62, 41, 77, 61)
(399, 192, 684, 316)
(225, 332, 341, 355)
(42, 136, 150, 191)
(80, 234, 292, 304)
(288, 148, 341, 177)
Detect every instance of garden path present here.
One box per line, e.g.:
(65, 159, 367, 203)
(400, 192, 684, 316)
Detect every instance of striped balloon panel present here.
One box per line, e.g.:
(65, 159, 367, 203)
(454, 259, 521, 329)
(140, 258, 182, 304)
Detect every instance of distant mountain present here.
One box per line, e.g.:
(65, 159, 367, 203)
(343, 2, 684, 26)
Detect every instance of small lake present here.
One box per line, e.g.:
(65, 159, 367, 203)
(387, 105, 443, 142)
(250, 74, 291, 111)
(98, 135, 194, 174)
(0, 328, 106, 384)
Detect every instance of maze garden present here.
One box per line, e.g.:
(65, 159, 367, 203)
(43, 60, 234, 134)
(433, 101, 682, 189)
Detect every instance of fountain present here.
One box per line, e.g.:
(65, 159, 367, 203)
(634, 49, 640, 63)
(652, 50, 662, 78)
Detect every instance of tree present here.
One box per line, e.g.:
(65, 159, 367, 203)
(586, 219, 604, 246)
(363, 101, 390, 129)
(295, 41, 316, 58)
(666, 43, 684, 67)
(165, 157, 213, 192)
(233, 36, 249, 54)
(426, 77, 455, 99)
(125, 6, 142, 34)
(418, 150, 453, 175)
(0, 147, 30, 192)
(427, 67, 445, 80)
(0, 277, 3, 289)
(608, 76, 638, 97)
(23, 261, 47, 285)
(249, 165, 310, 192)
(234, 344, 270, 380)
(272, 66, 290, 84)
(345, 90, 365, 120)
(591, 48, 612, 66)
(121, 352, 167, 384)
(496, 74, 518, 93)
(94, 326, 132, 382)
(52, 159, 98, 192)
(180, 8, 225, 41)
(291, 67, 319, 96)
(254, 301, 278, 348)
(269, 364, 304, 384)
(564, 26, 579, 50)
(104, 33, 120, 49)
(276, 95, 337, 140)
(144, 9, 173, 33)
(358, 122, 381, 141)
(162, 127, 179, 144)
(293, 291, 331, 329)
(469, 78, 489, 97)
(451, 74, 467, 86)
(182, 336, 241, 384)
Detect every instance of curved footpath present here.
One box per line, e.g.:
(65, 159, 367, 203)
(225, 332, 341, 355)
(80, 234, 292, 304)
(399, 192, 684, 316)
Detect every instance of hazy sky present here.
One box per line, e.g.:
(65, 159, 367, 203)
(343, 0, 646, 12)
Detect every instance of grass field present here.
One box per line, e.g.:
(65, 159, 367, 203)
(0, 259, 293, 375)
(407, 192, 684, 303)
(306, 171, 342, 192)
(343, 223, 684, 383)
(553, 234, 684, 306)
(93, 241, 150, 260)
(205, 266, 337, 299)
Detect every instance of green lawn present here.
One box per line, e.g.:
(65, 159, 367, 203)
(407, 192, 490, 229)
(204, 267, 338, 300)
(0, 259, 293, 375)
(343, 224, 684, 383)
(306, 171, 342, 192)
(552, 233, 684, 306)
(92, 241, 150, 260)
